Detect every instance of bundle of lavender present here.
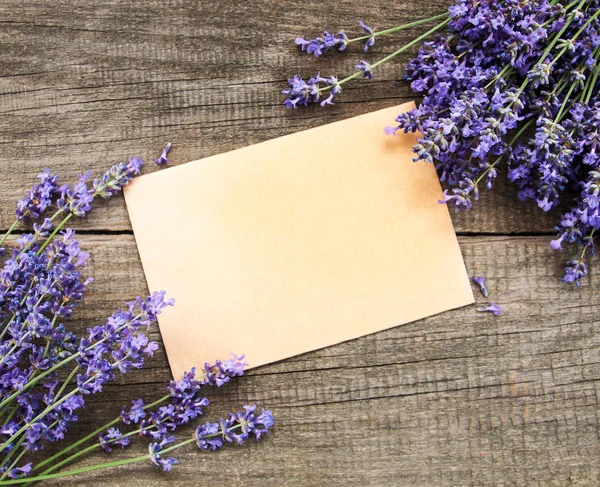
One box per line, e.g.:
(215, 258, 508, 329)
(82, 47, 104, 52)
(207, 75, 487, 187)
(0, 160, 272, 484)
(285, 0, 600, 286)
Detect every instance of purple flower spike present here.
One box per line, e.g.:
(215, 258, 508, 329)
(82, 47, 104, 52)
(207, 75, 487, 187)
(563, 258, 587, 287)
(194, 422, 223, 451)
(154, 142, 171, 166)
(196, 353, 248, 388)
(99, 427, 130, 452)
(358, 21, 375, 51)
(472, 275, 488, 297)
(356, 60, 373, 79)
(7, 463, 32, 479)
(282, 73, 341, 109)
(477, 302, 501, 316)
(195, 404, 274, 451)
(282, 75, 321, 108)
(149, 436, 178, 472)
(295, 31, 349, 57)
(120, 398, 146, 425)
(15, 169, 59, 221)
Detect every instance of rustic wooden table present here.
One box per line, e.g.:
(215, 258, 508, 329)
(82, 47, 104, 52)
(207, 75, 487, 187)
(1, 0, 598, 485)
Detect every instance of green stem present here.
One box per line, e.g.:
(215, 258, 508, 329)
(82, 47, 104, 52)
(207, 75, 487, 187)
(31, 418, 120, 475)
(0, 424, 242, 485)
(348, 12, 449, 43)
(0, 355, 76, 411)
(0, 438, 195, 485)
(34, 417, 170, 482)
(36, 213, 72, 256)
(17, 210, 63, 256)
(539, 4, 581, 64)
(580, 229, 596, 259)
(0, 304, 54, 369)
(0, 405, 17, 428)
(371, 18, 451, 69)
(0, 433, 27, 472)
(0, 455, 151, 485)
(54, 366, 80, 401)
(32, 393, 170, 475)
(0, 292, 35, 342)
(545, 0, 580, 18)
(0, 448, 27, 481)
(473, 155, 504, 188)
(0, 343, 19, 368)
(0, 352, 136, 453)
(0, 221, 19, 248)
(584, 57, 600, 103)
(30, 443, 99, 483)
(156, 437, 196, 455)
(509, 118, 536, 146)
(485, 64, 512, 90)
(553, 82, 576, 127)
(571, 8, 600, 43)
(2, 419, 57, 477)
(0, 387, 85, 453)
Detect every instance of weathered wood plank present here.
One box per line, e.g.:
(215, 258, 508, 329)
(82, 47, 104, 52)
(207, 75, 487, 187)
(0, 1, 597, 485)
(2, 233, 596, 486)
(0, 0, 561, 235)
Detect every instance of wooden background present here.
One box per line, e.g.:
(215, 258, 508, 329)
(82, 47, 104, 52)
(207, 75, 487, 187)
(1, 0, 599, 485)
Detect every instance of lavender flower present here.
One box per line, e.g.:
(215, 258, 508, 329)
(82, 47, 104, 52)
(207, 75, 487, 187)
(15, 169, 59, 221)
(563, 258, 587, 286)
(91, 157, 143, 200)
(196, 353, 247, 387)
(99, 428, 130, 452)
(356, 60, 373, 79)
(0, 166, 272, 483)
(118, 356, 249, 447)
(477, 302, 501, 316)
(195, 405, 274, 450)
(154, 142, 172, 166)
(358, 20, 375, 51)
(286, 2, 600, 282)
(472, 276, 488, 297)
(295, 31, 349, 56)
(282, 74, 341, 108)
(294, 19, 383, 57)
(120, 398, 146, 425)
(56, 172, 94, 217)
(376, 0, 600, 284)
(148, 436, 178, 472)
(6, 462, 32, 479)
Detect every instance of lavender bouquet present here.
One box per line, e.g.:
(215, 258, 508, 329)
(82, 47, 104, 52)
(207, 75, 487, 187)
(0, 159, 273, 484)
(285, 0, 600, 286)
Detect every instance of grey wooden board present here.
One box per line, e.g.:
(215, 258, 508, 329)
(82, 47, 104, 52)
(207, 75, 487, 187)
(0, 0, 598, 485)
(2, 234, 599, 487)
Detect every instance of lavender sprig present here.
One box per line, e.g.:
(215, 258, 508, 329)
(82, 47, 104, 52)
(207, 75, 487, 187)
(0, 406, 273, 485)
(284, 18, 451, 108)
(0, 161, 272, 483)
(294, 13, 450, 57)
(286, 0, 600, 284)
(7, 357, 270, 483)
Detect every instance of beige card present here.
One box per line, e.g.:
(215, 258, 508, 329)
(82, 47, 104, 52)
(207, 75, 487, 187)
(124, 102, 474, 377)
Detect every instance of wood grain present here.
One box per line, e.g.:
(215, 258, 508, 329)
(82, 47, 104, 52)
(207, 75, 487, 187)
(0, 0, 598, 485)
(0, 0, 562, 235)
(2, 234, 597, 487)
